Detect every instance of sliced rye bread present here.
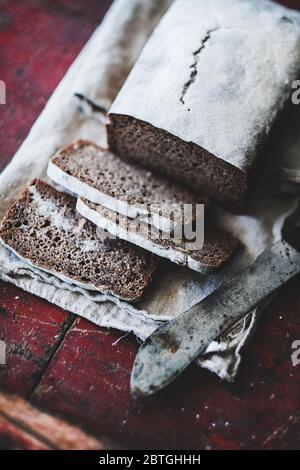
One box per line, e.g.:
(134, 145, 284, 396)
(77, 197, 239, 274)
(47, 140, 208, 233)
(0, 179, 159, 302)
(107, 0, 300, 212)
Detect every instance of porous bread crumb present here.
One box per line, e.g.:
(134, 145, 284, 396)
(0, 179, 159, 301)
(49, 140, 208, 231)
(78, 198, 239, 274)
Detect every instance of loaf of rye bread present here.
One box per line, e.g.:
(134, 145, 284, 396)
(0, 180, 158, 301)
(107, 0, 300, 212)
(77, 198, 239, 274)
(48, 140, 207, 233)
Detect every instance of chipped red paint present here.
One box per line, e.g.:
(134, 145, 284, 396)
(0, 281, 73, 397)
(31, 276, 300, 449)
(1, 0, 300, 450)
(0, 0, 112, 172)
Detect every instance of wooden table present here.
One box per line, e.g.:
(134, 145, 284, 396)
(1, 0, 300, 450)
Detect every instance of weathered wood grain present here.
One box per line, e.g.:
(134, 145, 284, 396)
(0, 414, 49, 450)
(0, 0, 112, 173)
(0, 391, 109, 449)
(0, 281, 74, 397)
(31, 277, 300, 449)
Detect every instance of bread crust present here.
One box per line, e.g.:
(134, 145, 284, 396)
(0, 179, 159, 301)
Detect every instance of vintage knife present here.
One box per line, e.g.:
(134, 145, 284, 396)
(131, 212, 300, 398)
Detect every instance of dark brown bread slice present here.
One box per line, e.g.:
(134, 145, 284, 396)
(0, 179, 159, 302)
(77, 198, 239, 274)
(48, 140, 207, 232)
(107, 0, 300, 212)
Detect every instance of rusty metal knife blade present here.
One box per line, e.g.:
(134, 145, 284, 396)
(131, 239, 300, 398)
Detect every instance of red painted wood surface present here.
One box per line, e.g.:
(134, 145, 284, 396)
(31, 278, 300, 450)
(0, 0, 111, 172)
(0, 414, 49, 450)
(0, 392, 108, 449)
(0, 282, 73, 397)
(1, 0, 300, 450)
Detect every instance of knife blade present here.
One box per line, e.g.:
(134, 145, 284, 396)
(131, 239, 300, 398)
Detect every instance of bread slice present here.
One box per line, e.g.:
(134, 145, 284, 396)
(0, 179, 159, 302)
(47, 140, 207, 233)
(107, 0, 300, 212)
(77, 198, 239, 274)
